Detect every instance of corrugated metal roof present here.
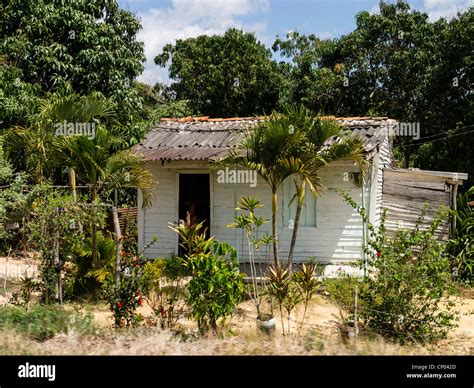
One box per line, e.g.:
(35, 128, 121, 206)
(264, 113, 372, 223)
(132, 117, 396, 161)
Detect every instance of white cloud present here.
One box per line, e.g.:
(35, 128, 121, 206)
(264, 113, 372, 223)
(369, 4, 380, 15)
(136, 0, 269, 85)
(424, 0, 472, 21)
(318, 31, 334, 40)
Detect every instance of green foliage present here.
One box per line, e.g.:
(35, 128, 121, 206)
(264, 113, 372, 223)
(9, 276, 39, 310)
(133, 82, 194, 126)
(273, 32, 344, 112)
(103, 253, 145, 328)
(1, 0, 146, 143)
(267, 264, 292, 334)
(448, 186, 474, 283)
(71, 231, 116, 297)
(227, 196, 272, 317)
(273, 4, 473, 185)
(0, 138, 30, 251)
(0, 59, 42, 130)
(155, 28, 280, 117)
(142, 257, 188, 329)
(0, 305, 96, 341)
(221, 106, 366, 266)
(185, 241, 244, 334)
(170, 219, 214, 258)
(323, 276, 365, 310)
(294, 261, 322, 329)
(342, 193, 459, 343)
(27, 187, 93, 303)
(4, 92, 117, 182)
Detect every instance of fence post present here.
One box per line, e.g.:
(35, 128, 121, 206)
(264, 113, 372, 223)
(112, 206, 122, 287)
(3, 252, 9, 291)
(354, 285, 359, 338)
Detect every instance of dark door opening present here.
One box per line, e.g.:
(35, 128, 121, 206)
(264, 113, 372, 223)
(178, 173, 210, 256)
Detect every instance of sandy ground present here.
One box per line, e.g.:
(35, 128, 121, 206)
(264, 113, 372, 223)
(0, 254, 39, 282)
(1, 255, 473, 355)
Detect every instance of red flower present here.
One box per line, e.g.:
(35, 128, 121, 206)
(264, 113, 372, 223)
(116, 301, 123, 309)
(135, 263, 140, 268)
(376, 251, 381, 257)
(138, 297, 143, 306)
(120, 250, 126, 257)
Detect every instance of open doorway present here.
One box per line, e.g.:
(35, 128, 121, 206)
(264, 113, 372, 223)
(178, 173, 210, 256)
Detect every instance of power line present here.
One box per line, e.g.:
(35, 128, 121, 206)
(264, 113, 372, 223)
(397, 127, 474, 148)
(410, 124, 474, 142)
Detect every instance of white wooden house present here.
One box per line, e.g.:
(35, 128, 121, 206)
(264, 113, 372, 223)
(132, 117, 467, 272)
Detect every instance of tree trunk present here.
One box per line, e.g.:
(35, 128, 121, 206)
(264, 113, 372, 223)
(91, 185, 98, 268)
(288, 204, 301, 270)
(69, 168, 77, 199)
(288, 183, 305, 270)
(271, 190, 279, 266)
(403, 145, 411, 168)
(53, 207, 62, 304)
(112, 206, 122, 287)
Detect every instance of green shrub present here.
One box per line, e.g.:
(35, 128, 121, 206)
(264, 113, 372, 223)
(27, 188, 100, 303)
(323, 276, 365, 310)
(448, 186, 473, 284)
(0, 305, 96, 341)
(186, 242, 244, 334)
(102, 252, 146, 328)
(342, 192, 459, 343)
(0, 137, 30, 252)
(142, 257, 188, 329)
(9, 276, 39, 310)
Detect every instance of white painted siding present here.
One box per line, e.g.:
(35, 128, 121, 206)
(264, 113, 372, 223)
(368, 135, 393, 229)
(139, 160, 367, 264)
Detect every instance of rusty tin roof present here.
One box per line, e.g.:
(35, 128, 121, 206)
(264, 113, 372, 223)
(133, 116, 396, 161)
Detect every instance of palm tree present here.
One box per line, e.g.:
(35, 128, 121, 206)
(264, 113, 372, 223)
(221, 111, 307, 265)
(221, 106, 367, 268)
(59, 127, 155, 266)
(4, 92, 116, 185)
(283, 106, 368, 268)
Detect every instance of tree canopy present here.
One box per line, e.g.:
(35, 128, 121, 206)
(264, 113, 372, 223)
(1, 0, 146, 144)
(155, 28, 280, 117)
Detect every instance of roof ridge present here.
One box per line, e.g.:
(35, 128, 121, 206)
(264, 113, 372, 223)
(160, 116, 393, 122)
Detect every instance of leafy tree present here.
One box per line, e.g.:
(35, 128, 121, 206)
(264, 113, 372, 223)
(0, 59, 42, 130)
(0, 136, 30, 251)
(59, 126, 155, 266)
(273, 2, 473, 185)
(273, 32, 345, 113)
(155, 28, 280, 117)
(1, 0, 146, 144)
(4, 92, 116, 183)
(338, 2, 473, 179)
(133, 81, 194, 125)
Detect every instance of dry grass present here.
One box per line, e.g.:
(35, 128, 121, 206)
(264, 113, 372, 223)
(1, 326, 471, 356)
(0, 294, 472, 356)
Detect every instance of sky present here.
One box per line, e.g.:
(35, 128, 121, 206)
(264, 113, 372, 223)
(117, 0, 473, 85)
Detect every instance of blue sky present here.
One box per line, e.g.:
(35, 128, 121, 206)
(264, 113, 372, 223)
(117, 0, 473, 85)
